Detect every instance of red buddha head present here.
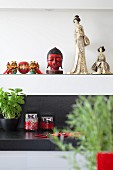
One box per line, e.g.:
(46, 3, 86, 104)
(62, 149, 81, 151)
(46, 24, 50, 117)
(47, 47, 63, 71)
(18, 61, 29, 74)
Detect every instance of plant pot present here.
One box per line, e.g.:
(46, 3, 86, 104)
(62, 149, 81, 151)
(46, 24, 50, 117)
(0, 118, 20, 131)
(97, 152, 113, 170)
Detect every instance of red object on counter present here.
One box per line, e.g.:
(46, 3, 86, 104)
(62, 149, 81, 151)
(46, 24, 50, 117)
(40, 135, 48, 138)
(34, 134, 43, 137)
(40, 116, 54, 130)
(97, 152, 113, 170)
(34, 134, 48, 138)
(24, 114, 38, 131)
(25, 121, 38, 131)
(51, 132, 71, 138)
(40, 122, 54, 130)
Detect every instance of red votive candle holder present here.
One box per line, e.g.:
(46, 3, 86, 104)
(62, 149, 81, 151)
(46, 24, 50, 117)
(40, 116, 54, 130)
(97, 152, 113, 170)
(24, 113, 38, 131)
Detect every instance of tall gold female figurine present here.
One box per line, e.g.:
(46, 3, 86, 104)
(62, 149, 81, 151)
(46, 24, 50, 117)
(69, 15, 90, 74)
(92, 46, 111, 74)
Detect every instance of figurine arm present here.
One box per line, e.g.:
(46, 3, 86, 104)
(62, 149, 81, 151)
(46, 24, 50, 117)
(3, 70, 8, 74)
(3, 68, 12, 74)
(96, 62, 101, 67)
(92, 62, 97, 71)
(35, 68, 43, 74)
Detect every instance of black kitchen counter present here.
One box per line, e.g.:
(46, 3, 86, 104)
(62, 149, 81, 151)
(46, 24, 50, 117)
(0, 129, 56, 151)
(0, 129, 77, 151)
(0, 95, 78, 150)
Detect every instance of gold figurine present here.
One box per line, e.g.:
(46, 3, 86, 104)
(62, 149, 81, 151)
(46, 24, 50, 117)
(3, 61, 18, 74)
(69, 15, 90, 74)
(92, 46, 111, 74)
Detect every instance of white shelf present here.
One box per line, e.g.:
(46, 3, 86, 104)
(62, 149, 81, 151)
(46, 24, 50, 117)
(0, 75, 113, 95)
(0, 0, 113, 10)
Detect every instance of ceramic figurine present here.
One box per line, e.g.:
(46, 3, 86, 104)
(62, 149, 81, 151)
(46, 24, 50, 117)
(18, 61, 29, 74)
(69, 15, 90, 74)
(46, 47, 63, 74)
(10, 61, 18, 74)
(92, 46, 111, 74)
(3, 61, 18, 74)
(29, 61, 43, 74)
(3, 62, 12, 74)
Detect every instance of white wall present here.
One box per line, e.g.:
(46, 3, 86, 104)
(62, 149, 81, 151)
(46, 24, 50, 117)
(0, 9, 113, 94)
(0, 9, 113, 74)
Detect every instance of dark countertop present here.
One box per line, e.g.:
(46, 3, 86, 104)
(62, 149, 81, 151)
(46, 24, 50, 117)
(0, 129, 56, 151)
(0, 129, 77, 151)
(0, 95, 77, 150)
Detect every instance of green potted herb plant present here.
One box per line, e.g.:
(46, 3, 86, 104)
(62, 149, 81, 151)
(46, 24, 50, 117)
(53, 96, 113, 170)
(0, 88, 25, 131)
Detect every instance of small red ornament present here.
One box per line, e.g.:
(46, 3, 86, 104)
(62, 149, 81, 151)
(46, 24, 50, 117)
(29, 61, 43, 74)
(3, 61, 18, 74)
(18, 61, 30, 74)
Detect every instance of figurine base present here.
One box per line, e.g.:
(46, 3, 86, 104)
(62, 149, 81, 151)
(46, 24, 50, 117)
(46, 70, 63, 74)
(67, 71, 89, 75)
(92, 72, 112, 74)
(67, 66, 89, 75)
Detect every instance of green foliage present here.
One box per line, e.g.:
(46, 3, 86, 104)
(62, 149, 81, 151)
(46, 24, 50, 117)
(53, 96, 113, 170)
(0, 88, 25, 119)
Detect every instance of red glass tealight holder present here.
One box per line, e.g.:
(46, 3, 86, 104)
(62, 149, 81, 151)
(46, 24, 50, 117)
(24, 113, 38, 131)
(40, 116, 54, 130)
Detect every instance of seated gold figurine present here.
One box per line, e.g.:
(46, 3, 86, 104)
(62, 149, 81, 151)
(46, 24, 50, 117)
(92, 46, 111, 74)
(3, 61, 18, 74)
(29, 61, 43, 74)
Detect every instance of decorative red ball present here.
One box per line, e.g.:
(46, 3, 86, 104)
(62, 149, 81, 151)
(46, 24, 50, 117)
(18, 61, 30, 74)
